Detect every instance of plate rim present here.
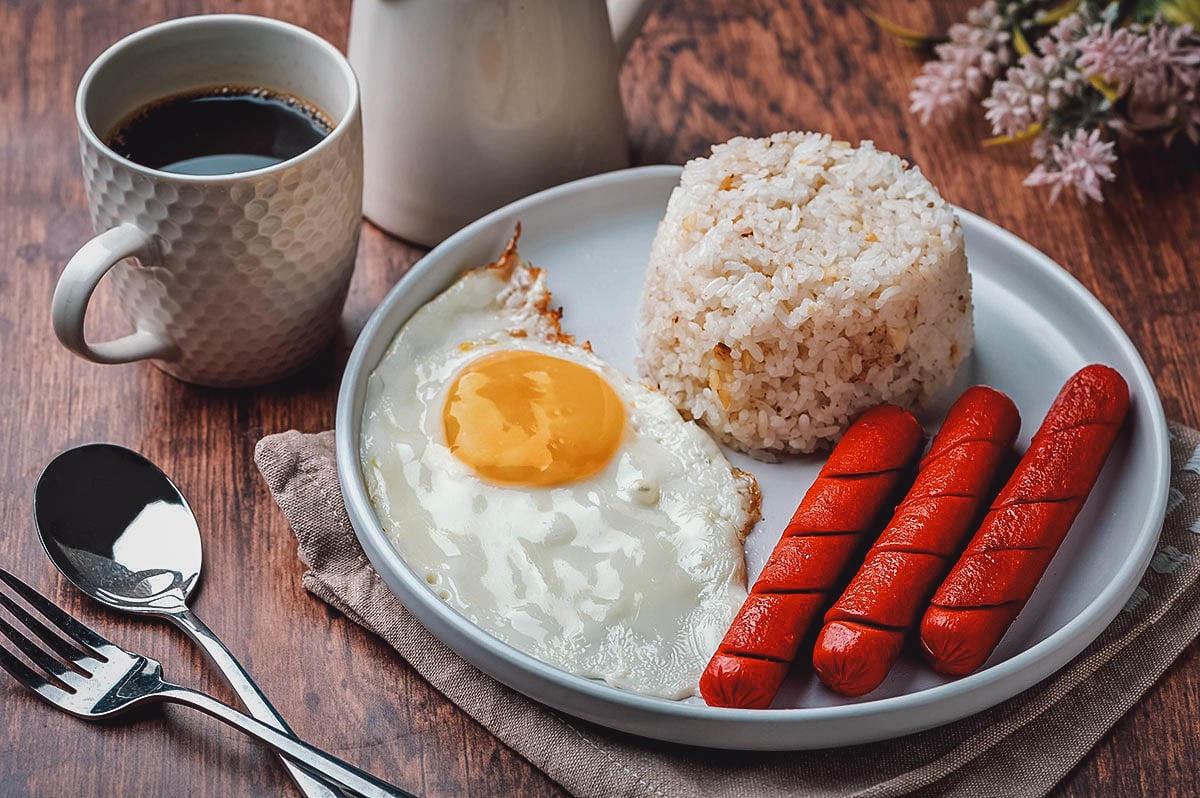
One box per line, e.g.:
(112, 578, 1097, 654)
(335, 164, 1170, 748)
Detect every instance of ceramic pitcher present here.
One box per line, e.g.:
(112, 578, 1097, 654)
(348, 0, 658, 246)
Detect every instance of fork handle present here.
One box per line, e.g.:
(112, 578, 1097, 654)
(171, 609, 344, 798)
(156, 685, 416, 798)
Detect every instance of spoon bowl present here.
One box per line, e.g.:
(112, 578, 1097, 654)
(35, 444, 201, 614)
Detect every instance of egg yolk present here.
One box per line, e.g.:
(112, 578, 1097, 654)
(442, 350, 626, 487)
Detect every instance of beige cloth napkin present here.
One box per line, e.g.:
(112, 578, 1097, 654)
(255, 423, 1200, 798)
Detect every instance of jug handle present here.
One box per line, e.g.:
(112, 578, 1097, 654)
(608, 0, 660, 60)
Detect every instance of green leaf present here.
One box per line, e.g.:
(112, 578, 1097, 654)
(863, 9, 948, 49)
(1033, 0, 1083, 25)
(1088, 74, 1121, 103)
(1120, 0, 1177, 22)
(1161, 0, 1200, 25)
(983, 123, 1044, 146)
(1012, 24, 1033, 56)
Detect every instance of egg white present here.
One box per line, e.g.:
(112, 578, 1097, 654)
(359, 241, 759, 699)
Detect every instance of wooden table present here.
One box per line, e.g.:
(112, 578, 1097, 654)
(2, 1, 1197, 794)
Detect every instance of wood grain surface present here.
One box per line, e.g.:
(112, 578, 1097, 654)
(1, 0, 1197, 795)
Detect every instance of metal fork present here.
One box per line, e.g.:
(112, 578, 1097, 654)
(0, 568, 415, 798)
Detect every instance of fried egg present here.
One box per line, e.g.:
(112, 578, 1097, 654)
(359, 230, 760, 699)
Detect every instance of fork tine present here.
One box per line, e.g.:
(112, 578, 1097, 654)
(0, 590, 91, 664)
(0, 613, 80, 687)
(0, 569, 111, 658)
(0, 640, 50, 687)
(0, 639, 71, 704)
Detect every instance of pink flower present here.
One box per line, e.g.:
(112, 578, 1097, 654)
(1077, 24, 1149, 87)
(901, 2, 1196, 194)
(1077, 20, 1200, 141)
(1042, 13, 1090, 60)
(1133, 23, 1200, 142)
(985, 54, 1055, 136)
(983, 13, 1088, 138)
(1023, 129, 1118, 203)
(1147, 22, 1200, 90)
(911, 60, 982, 126)
(910, 1, 1010, 125)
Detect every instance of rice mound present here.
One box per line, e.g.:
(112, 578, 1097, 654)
(636, 132, 973, 456)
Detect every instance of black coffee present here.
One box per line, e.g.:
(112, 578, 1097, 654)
(106, 86, 333, 175)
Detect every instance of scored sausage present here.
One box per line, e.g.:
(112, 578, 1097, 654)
(700, 404, 924, 709)
(920, 365, 1130, 676)
(812, 386, 1021, 696)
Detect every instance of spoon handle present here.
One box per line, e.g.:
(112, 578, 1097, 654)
(154, 683, 413, 798)
(173, 608, 344, 798)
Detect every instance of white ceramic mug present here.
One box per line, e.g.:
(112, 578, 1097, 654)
(54, 15, 363, 388)
(348, 0, 657, 246)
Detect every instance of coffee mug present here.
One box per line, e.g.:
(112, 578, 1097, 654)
(53, 15, 363, 387)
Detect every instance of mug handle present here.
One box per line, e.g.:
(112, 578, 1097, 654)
(52, 224, 177, 364)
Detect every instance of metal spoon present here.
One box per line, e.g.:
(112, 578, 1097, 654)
(34, 443, 340, 798)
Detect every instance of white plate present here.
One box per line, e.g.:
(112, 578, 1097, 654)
(336, 165, 1169, 750)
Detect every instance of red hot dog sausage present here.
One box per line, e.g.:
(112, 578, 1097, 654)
(812, 386, 1021, 696)
(920, 365, 1130, 676)
(700, 404, 924, 709)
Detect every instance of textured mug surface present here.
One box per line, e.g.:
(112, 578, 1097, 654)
(64, 15, 363, 387)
